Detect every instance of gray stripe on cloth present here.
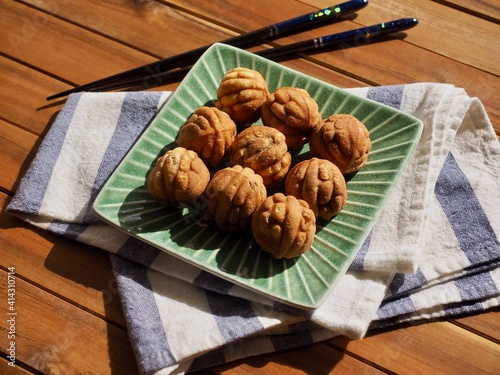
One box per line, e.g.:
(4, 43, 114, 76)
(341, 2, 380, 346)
(188, 348, 226, 373)
(55, 91, 164, 240)
(110, 254, 175, 374)
(117, 237, 160, 267)
(435, 152, 500, 265)
(387, 269, 427, 298)
(7, 93, 81, 215)
(367, 85, 405, 109)
(82, 91, 165, 224)
(375, 295, 417, 320)
(273, 301, 312, 319)
(349, 230, 372, 271)
(271, 330, 314, 352)
(454, 271, 499, 301)
(444, 300, 485, 316)
(47, 220, 86, 240)
(348, 85, 404, 270)
(204, 290, 265, 342)
(193, 271, 234, 294)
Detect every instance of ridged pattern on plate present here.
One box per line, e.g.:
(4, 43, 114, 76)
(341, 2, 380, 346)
(94, 43, 422, 308)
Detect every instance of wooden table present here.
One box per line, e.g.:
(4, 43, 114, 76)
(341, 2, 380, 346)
(1, 1, 499, 374)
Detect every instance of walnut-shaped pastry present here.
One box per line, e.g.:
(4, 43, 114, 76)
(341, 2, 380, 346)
(177, 106, 237, 166)
(285, 158, 347, 220)
(230, 126, 291, 188)
(261, 87, 321, 149)
(147, 147, 210, 207)
(309, 114, 371, 174)
(215, 67, 268, 126)
(206, 165, 267, 233)
(251, 193, 316, 259)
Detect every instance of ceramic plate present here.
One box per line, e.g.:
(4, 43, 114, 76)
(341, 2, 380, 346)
(93, 43, 422, 308)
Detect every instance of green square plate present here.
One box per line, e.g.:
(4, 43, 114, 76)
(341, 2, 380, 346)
(93, 43, 422, 309)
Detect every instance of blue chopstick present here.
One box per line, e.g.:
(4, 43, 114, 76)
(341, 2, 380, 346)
(94, 18, 418, 92)
(258, 17, 418, 58)
(47, 0, 368, 100)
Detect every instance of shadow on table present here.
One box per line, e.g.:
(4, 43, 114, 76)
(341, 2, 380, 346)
(199, 339, 351, 375)
(42, 236, 141, 374)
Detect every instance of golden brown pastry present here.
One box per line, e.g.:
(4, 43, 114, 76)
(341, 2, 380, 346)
(230, 126, 292, 188)
(177, 106, 237, 166)
(147, 147, 210, 207)
(206, 165, 267, 233)
(215, 67, 268, 126)
(285, 158, 347, 220)
(251, 193, 316, 259)
(309, 114, 371, 174)
(261, 87, 321, 149)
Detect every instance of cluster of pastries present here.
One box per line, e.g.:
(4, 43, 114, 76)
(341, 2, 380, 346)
(147, 67, 371, 259)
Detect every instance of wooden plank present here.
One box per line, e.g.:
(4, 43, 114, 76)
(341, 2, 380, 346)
(20, 0, 233, 59)
(328, 321, 500, 374)
(20, 0, 366, 89)
(435, 0, 500, 22)
(212, 342, 386, 374)
(19, 0, 499, 135)
(0, 0, 155, 86)
(302, 0, 500, 75)
(0, 193, 127, 327)
(0, 268, 139, 374)
(0, 56, 65, 136)
(154, 0, 500, 133)
(167, 0, 500, 74)
(0, 357, 35, 375)
(0, 119, 38, 193)
(451, 309, 500, 342)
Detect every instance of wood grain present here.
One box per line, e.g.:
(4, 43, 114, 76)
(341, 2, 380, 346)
(0, 193, 126, 327)
(1, 0, 154, 86)
(0, 56, 64, 136)
(0, 120, 39, 193)
(0, 268, 139, 374)
(0, 0, 499, 374)
(452, 310, 500, 342)
(434, 0, 500, 22)
(213, 342, 386, 374)
(329, 321, 500, 374)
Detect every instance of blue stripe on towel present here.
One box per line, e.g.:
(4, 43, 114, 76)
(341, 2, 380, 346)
(367, 85, 405, 109)
(376, 295, 417, 320)
(387, 269, 427, 297)
(349, 230, 372, 271)
(188, 348, 226, 373)
(58, 92, 165, 240)
(83, 91, 165, 223)
(435, 152, 500, 265)
(117, 237, 160, 267)
(444, 300, 485, 316)
(193, 271, 234, 294)
(454, 271, 498, 301)
(110, 254, 176, 374)
(347, 84, 404, 272)
(273, 301, 313, 319)
(204, 290, 264, 342)
(47, 219, 85, 240)
(7, 93, 81, 215)
(271, 330, 314, 352)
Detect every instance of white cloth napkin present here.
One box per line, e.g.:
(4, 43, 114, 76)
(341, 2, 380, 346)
(7, 83, 500, 374)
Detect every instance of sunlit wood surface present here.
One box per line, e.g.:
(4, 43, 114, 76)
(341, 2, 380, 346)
(1, 0, 499, 374)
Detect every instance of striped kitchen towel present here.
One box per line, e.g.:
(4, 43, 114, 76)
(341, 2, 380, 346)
(7, 83, 500, 374)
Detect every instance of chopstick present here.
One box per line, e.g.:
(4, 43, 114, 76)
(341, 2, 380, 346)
(258, 17, 418, 59)
(87, 18, 418, 93)
(47, 0, 368, 100)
